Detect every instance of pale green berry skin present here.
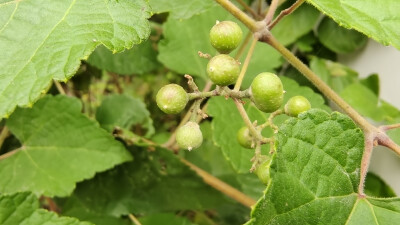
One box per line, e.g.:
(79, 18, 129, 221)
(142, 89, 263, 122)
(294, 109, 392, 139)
(255, 159, 271, 185)
(210, 21, 243, 54)
(250, 72, 284, 113)
(207, 54, 240, 86)
(176, 122, 203, 151)
(237, 127, 253, 149)
(284, 95, 311, 117)
(156, 84, 188, 114)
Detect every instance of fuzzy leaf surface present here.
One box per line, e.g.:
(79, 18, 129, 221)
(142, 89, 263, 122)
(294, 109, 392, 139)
(247, 109, 400, 224)
(149, 0, 217, 19)
(0, 0, 151, 118)
(0, 192, 92, 225)
(1, 95, 132, 197)
(306, 0, 400, 50)
(208, 77, 330, 173)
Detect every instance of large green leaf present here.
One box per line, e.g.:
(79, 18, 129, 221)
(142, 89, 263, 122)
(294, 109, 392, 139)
(272, 1, 320, 46)
(95, 94, 154, 137)
(0, 95, 132, 197)
(306, 0, 400, 50)
(0, 192, 92, 225)
(87, 40, 160, 75)
(149, 0, 217, 19)
(317, 17, 368, 54)
(208, 77, 330, 173)
(365, 173, 396, 198)
(246, 109, 400, 224)
(158, 6, 282, 87)
(0, 0, 151, 118)
(59, 147, 229, 218)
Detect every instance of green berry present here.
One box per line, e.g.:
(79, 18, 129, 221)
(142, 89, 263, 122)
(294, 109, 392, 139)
(176, 122, 203, 151)
(237, 126, 253, 149)
(210, 20, 243, 54)
(156, 84, 188, 114)
(250, 72, 284, 113)
(255, 159, 271, 185)
(207, 54, 240, 86)
(284, 95, 311, 117)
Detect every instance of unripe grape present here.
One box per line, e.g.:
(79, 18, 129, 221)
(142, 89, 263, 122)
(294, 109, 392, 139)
(207, 54, 240, 86)
(284, 96, 311, 117)
(255, 159, 271, 185)
(237, 126, 253, 149)
(250, 72, 284, 113)
(210, 21, 243, 54)
(156, 84, 188, 114)
(176, 122, 203, 151)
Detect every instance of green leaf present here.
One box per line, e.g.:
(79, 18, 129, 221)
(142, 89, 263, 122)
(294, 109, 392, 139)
(59, 147, 228, 217)
(0, 0, 151, 118)
(1, 95, 132, 197)
(360, 74, 380, 96)
(139, 213, 195, 225)
(272, 2, 320, 46)
(364, 173, 396, 198)
(317, 17, 368, 54)
(208, 77, 329, 173)
(306, 0, 400, 50)
(87, 40, 160, 75)
(158, 6, 282, 87)
(149, 0, 217, 19)
(96, 94, 154, 137)
(310, 57, 359, 93)
(0, 192, 92, 225)
(247, 109, 400, 224)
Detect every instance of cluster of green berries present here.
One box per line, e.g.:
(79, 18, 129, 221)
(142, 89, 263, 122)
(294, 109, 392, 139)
(156, 20, 312, 160)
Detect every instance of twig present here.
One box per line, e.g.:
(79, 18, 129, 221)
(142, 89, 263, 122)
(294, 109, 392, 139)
(264, 0, 279, 24)
(129, 214, 143, 225)
(379, 123, 400, 131)
(234, 37, 258, 91)
(235, 0, 261, 19)
(358, 132, 374, 197)
(0, 126, 10, 150)
(235, 32, 253, 60)
(181, 158, 256, 208)
(53, 81, 66, 95)
(268, 0, 306, 30)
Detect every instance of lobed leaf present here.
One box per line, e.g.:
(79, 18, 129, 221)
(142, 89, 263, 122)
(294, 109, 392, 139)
(0, 95, 132, 197)
(306, 0, 400, 50)
(0, 192, 92, 225)
(247, 109, 400, 224)
(0, 0, 151, 118)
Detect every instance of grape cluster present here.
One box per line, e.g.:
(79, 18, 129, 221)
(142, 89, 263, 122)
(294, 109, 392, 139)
(156, 20, 311, 181)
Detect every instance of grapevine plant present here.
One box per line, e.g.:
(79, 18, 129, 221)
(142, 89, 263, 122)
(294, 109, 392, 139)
(1, 0, 400, 225)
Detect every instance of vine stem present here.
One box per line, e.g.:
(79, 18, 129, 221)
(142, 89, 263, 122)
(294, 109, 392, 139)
(264, 0, 279, 23)
(0, 126, 10, 150)
(268, 0, 306, 29)
(235, 0, 260, 19)
(234, 37, 258, 91)
(180, 158, 256, 207)
(54, 81, 66, 95)
(128, 214, 143, 225)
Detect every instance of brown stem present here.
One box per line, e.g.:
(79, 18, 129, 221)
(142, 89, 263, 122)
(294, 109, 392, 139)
(358, 132, 374, 197)
(54, 81, 66, 95)
(235, 32, 253, 60)
(379, 123, 400, 132)
(129, 214, 143, 225)
(268, 0, 306, 30)
(181, 158, 256, 208)
(264, 0, 279, 24)
(235, 0, 261, 19)
(0, 126, 10, 150)
(234, 37, 258, 91)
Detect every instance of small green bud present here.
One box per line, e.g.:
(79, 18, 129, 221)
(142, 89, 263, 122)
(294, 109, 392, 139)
(207, 54, 240, 86)
(250, 72, 284, 113)
(255, 159, 271, 185)
(210, 20, 243, 54)
(237, 126, 253, 149)
(284, 95, 311, 117)
(176, 122, 203, 151)
(156, 84, 188, 114)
